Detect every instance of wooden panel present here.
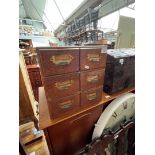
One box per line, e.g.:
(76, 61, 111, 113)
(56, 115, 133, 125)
(81, 87, 103, 107)
(37, 48, 79, 76)
(48, 105, 103, 155)
(19, 52, 38, 121)
(43, 72, 80, 100)
(80, 47, 107, 71)
(80, 69, 105, 91)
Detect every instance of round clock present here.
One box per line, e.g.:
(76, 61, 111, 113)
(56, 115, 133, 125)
(92, 93, 135, 140)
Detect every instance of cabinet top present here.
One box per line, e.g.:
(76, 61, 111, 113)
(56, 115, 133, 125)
(38, 86, 135, 130)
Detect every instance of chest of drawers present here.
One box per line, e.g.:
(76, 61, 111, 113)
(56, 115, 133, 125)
(37, 46, 107, 119)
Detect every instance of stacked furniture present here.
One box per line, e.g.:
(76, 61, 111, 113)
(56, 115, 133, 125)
(104, 49, 135, 94)
(37, 46, 135, 155)
(37, 46, 107, 119)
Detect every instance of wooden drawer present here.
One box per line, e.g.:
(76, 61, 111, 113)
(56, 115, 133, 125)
(37, 48, 79, 76)
(80, 47, 107, 71)
(44, 72, 80, 100)
(81, 87, 103, 107)
(47, 105, 103, 155)
(28, 71, 42, 87)
(80, 69, 105, 91)
(48, 93, 80, 119)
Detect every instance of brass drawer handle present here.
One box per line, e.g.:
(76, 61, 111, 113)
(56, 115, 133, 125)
(70, 113, 91, 124)
(55, 80, 74, 90)
(50, 54, 73, 66)
(87, 93, 97, 101)
(59, 100, 73, 109)
(87, 75, 98, 83)
(87, 54, 100, 62)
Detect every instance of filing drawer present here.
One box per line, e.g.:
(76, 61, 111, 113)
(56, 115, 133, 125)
(80, 69, 105, 91)
(80, 47, 107, 71)
(81, 87, 103, 107)
(44, 72, 80, 100)
(37, 48, 79, 76)
(49, 93, 80, 119)
(28, 71, 42, 87)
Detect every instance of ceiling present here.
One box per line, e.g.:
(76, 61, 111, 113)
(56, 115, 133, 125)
(19, 0, 135, 35)
(19, 0, 46, 21)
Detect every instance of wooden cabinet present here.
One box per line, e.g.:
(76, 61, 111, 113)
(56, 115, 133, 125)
(47, 105, 103, 155)
(36, 46, 108, 154)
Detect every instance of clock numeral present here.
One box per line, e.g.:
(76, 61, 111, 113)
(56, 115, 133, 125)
(123, 102, 128, 109)
(112, 112, 117, 118)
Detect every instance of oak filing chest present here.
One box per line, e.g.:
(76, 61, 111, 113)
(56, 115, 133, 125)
(37, 46, 107, 119)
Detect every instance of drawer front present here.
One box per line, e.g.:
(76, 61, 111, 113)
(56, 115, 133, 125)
(44, 72, 80, 100)
(80, 47, 107, 71)
(28, 71, 42, 87)
(81, 87, 103, 106)
(49, 93, 80, 119)
(80, 69, 105, 91)
(47, 105, 103, 155)
(37, 48, 79, 76)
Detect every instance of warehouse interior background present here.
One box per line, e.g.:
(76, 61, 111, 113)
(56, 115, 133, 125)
(0, 1, 155, 155)
(19, 0, 135, 47)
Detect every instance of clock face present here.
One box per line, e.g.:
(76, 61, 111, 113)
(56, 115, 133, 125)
(92, 93, 135, 140)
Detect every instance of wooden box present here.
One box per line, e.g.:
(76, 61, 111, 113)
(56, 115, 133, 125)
(80, 47, 107, 71)
(103, 49, 135, 94)
(80, 69, 105, 91)
(43, 72, 80, 100)
(37, 48, 79, 77)
(81, 87, 103, 107)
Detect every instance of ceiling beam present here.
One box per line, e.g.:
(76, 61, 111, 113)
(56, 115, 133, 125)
(98, 0, 135, 18)
(54, 0, 135, 35)
(54, 0, 103, 34)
